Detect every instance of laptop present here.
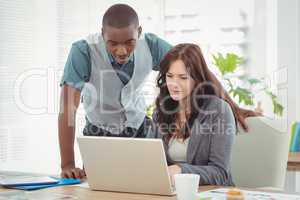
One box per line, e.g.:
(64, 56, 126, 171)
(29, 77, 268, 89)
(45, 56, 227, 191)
(77, 136, 175, 196)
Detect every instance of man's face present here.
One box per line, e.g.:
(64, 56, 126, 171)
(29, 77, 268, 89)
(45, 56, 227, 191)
(102, 24, 141, 65)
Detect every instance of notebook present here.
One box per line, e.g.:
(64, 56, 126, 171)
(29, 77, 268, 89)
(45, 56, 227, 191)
(7, 178, 81, 190)
(0, 174, 58, 187)
(0, 171, 81, 190)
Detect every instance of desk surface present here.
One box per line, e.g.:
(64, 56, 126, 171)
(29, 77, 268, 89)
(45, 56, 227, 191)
(1, 184, 299, 200)
(1, 154, 300, 200)
(0, 185, 219, 200)
(288, 152, 300, 171)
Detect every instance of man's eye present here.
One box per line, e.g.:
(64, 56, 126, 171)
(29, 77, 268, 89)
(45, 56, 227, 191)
(108, 42, 118, 46)
(126, 40, 136, 46)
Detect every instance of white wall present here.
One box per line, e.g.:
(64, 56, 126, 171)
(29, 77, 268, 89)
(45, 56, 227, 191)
(247, 0, 267, 78)
(277, 0, 299, 130)
(0, 0, 61, 174)
(248, 0, 300, 132)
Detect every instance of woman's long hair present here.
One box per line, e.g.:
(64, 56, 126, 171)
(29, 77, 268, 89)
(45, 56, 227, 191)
(155, 43, 245, 140)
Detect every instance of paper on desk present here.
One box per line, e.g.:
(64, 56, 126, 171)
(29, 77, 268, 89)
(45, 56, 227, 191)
(78, 182, 89, 188)
(197, 188, 300, 200)
(25, 192, 79, 200)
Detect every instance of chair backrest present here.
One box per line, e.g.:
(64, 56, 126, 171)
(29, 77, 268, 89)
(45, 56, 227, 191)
(231, 117, 290, 188)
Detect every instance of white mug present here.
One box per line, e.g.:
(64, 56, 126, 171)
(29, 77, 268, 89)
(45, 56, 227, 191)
(174, 174, 200, 200)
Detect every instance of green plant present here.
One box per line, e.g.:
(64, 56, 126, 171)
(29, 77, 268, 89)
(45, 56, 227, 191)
(212, 53, 284, 116)
(146, 104, 155, 119)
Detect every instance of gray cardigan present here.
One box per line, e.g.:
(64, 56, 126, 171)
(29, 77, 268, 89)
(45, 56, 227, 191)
(148, 97, 235, 186)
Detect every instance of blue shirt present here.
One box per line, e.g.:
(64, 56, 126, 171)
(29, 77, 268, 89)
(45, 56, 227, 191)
(107, 50, 135, 85)
(60, 33, 172, 90)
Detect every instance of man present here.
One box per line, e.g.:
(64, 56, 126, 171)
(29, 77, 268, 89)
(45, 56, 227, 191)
(59, 3, 258, 179)
(59, 4, 172, 179)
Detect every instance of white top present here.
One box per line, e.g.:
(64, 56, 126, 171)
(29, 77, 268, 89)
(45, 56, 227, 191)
(168, 137, 190, 162)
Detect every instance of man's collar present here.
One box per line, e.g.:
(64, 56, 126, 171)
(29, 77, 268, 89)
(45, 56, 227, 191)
(107, 51, 134, 67)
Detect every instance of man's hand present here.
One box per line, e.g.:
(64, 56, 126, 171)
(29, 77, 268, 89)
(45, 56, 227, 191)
(168, 165, 182, 185)
(58, 85, 82, 179)
(61, 165, 86, 179)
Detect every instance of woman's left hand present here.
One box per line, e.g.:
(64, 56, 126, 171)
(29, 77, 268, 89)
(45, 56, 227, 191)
(168, 165, 182, 185)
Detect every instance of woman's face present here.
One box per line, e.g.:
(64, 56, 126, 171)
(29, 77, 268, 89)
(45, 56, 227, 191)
(166, 59, 196, 102)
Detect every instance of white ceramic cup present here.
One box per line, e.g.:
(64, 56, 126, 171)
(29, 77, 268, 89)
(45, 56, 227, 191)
(174, 174, 200, 200)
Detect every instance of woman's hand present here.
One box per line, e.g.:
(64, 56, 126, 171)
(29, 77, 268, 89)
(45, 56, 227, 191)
(168, 165, 182, 185)
(236, 107, 263, 131)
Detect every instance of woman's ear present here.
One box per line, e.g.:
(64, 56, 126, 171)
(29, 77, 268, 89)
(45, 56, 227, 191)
(138, 26, 142, 38)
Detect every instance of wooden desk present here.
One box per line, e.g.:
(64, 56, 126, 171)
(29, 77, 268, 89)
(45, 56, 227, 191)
(288, 152, 300, 171)
(0, 185, 216, 200)
(0, 184, 298, 200)
(1, 155, 300, 200)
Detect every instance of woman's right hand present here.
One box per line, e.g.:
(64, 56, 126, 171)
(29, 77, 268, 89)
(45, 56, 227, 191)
(237, 107, 263, 131)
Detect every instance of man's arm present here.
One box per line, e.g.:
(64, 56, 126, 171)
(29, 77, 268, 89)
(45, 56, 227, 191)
(58, 85, 85, 178)
(144, 33, 173, 70)
(58, 40, 90, 178)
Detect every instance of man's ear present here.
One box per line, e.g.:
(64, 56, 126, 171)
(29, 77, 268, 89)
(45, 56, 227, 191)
(138, 26, 142, 38)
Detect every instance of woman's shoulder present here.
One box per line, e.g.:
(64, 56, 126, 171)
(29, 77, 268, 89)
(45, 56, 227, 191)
(194, 97, 235, 126)
(200, 97, 232, 114)
(193, 97, 236, 135)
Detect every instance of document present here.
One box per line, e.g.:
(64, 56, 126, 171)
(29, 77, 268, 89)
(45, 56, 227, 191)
(197, 188, 300, 200)
(0, 173, 58, 186)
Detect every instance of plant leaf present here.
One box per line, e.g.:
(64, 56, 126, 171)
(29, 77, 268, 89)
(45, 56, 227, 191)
(230, 87, 253, 105)
(247, 78, 261, 85)
(265, 91, 284, 116)
(237, 75, 261, 85)
(213, 53, 243, 75)
(146, 104, 155, 118)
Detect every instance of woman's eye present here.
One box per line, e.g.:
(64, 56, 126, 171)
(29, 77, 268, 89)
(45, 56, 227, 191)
(180, 76, 188, 79)
(166, 74, 173, 78)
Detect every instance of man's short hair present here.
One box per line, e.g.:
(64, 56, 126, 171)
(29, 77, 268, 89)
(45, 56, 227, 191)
(102, 4, 139, 28)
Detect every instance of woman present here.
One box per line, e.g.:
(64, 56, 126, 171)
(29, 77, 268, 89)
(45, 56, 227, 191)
(149, 43, 245, 186)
